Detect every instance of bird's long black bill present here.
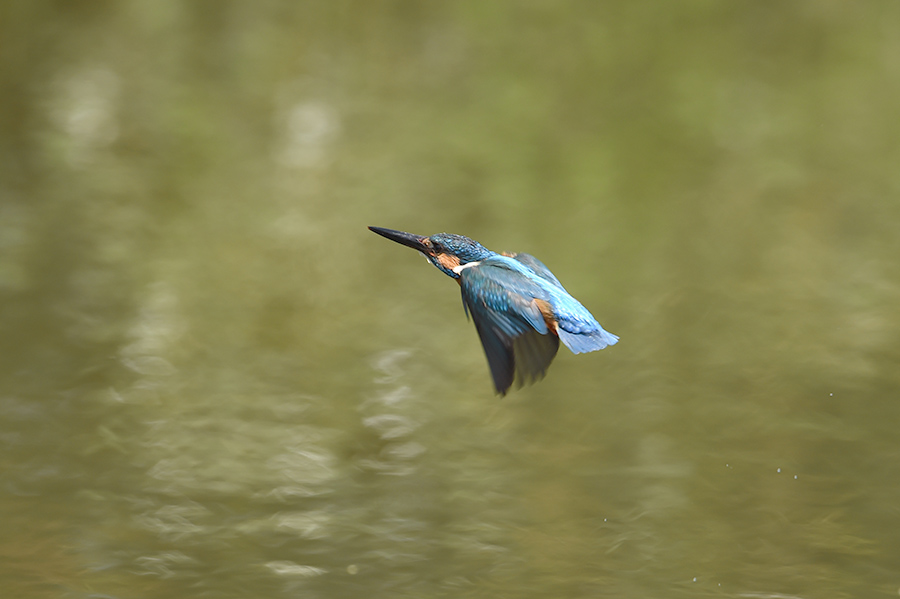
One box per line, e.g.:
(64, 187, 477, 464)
(368, 226, 429, 252)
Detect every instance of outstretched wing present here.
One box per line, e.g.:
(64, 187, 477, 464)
(458, 260, 560, 395)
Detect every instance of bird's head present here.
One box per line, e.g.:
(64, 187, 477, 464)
(368, 226, 493, 278)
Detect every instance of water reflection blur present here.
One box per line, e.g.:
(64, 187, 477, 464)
(2, 2, 900, 598)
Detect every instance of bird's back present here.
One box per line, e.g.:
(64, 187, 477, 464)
(485, 254, 619, 353)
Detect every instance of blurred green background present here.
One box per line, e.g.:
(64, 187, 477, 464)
(2, 2, 900, 597)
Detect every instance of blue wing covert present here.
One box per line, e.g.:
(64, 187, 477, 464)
(459, 259, 560, 394)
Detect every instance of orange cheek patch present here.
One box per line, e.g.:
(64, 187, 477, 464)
(436, 253, 461, 271)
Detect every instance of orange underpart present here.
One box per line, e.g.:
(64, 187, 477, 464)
(532, 298, 558, 334)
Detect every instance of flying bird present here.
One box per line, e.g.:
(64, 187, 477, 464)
(369, 226, 618, 394)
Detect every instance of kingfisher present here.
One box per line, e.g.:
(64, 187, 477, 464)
(369, 226, 618, 394)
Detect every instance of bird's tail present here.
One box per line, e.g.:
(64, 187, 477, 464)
(558, 328, 619, 354)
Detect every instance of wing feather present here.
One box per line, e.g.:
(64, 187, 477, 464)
(459, 260, 560, 394)
(510, 253, 620, 353)
(507, 252, 564, 288)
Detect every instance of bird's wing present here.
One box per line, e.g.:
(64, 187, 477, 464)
(509, 253, 619, 354)
(458, 260, 560, 395)
(506, 252, 564, 288)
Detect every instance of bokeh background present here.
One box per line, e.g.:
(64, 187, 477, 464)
(3, 2, 900, 597)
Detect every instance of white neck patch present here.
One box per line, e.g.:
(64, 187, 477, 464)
(452, 261, 481, 275)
